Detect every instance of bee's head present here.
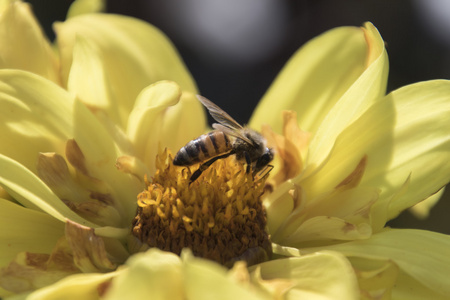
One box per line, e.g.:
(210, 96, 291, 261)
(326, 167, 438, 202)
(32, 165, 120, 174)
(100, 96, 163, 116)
(254, 147, 274, 172)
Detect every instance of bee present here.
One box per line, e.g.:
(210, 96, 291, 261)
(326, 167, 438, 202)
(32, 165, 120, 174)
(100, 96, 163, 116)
(173, 95, 274, 183)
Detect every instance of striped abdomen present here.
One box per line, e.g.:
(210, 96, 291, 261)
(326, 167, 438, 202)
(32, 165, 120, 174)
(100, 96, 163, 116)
(173, 131, 232, 166)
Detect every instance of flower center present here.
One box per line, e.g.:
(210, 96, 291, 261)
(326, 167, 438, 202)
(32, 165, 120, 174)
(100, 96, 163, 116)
(131, 149, 272, 267)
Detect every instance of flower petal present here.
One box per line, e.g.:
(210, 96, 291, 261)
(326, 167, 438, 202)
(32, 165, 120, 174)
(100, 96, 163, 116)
(303, 229, 450, 298)
(56, 13, 197, 128)
(183, 251, 268, 300)
(127, 81, 206, 172)
(66, 35, 121, 126)
(0, 1, 59, 83)
(251, 251, 359, 300)
(409, 187, 444, 219)
(0, 70, 137, 225)
(65, 220, 116, 273)
(0, 199, 64, 268)
(0, 70, 71, 172)
(306, 22, 388, 169)
(104, 249, 184, 300)
(24, 271, 117, 300)
(66, 0, 105, 19)
(250, 23, 386, 140)
(300, 80, 450, 228)
(0, 154, 94, 226)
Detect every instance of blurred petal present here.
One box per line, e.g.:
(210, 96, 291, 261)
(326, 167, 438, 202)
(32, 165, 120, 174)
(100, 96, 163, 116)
(0, 200, 64, 267)
(104, 249, 183, 300)
(56, 13, 197, 128)
(25, 271, 117, 300)
(127, 81, 206, 172)
(66, 0, 105, 18)
(250, 23, 387, 142)
(252, 251, 359, 300)
(304, 229, 450, 298)
(0, 1, 59, 83)
(183, 251, 268, 300)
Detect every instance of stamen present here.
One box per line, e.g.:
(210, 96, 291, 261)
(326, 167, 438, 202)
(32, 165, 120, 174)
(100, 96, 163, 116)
(131, 149, 272, 267)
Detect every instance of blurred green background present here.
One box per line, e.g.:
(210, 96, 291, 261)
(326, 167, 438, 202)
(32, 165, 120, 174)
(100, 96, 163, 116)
(28, 0, 450, 234)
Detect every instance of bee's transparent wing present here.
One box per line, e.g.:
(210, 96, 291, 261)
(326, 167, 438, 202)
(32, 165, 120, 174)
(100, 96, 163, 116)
(212, 124, 253, 145)
(197, 95, 243, 130)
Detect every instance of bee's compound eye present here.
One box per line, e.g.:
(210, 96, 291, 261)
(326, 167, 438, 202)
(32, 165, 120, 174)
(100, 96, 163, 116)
(255, 148, 274, 171)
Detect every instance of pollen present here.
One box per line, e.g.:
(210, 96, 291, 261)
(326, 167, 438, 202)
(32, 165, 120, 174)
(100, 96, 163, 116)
(131, 149, 272, 267)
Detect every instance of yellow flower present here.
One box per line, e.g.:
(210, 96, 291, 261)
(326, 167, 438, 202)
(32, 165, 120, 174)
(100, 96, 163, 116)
(0, 0, 449, 299)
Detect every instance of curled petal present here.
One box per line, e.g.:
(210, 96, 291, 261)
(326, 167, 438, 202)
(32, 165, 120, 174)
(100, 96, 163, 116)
(250, 22, 387, 144)
(127, 81, 206, 173)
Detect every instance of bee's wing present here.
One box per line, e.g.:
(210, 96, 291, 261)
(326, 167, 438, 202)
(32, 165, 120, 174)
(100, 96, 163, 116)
(197, 95, 243, 130)
(212, 124, 254, 145)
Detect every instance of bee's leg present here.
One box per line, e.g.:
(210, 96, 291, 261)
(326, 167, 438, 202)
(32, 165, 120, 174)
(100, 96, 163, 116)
(190, 151, 235, 183)
(254, 165, 274, 181)
(244, 152, 251, 174)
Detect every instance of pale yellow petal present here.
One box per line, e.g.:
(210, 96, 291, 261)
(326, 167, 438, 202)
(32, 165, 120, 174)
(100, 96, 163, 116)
(392, 270, 449, 300)
(66, 0, 105, 18)
(252, 251, 359, 300)
(0, 154, 94, 226)
(300, 80, 450, 228)
(183, 251, 268, 300)
(280, 216, 372, 247)
(364, 80, 450, 223)
(67, 35, 120, 126)
(157, 92, 206, 158)
(271, 186, 377, 246)
(56, 13, 197, 128)
(0, 70, 71, 172)
(303, 229, 450, 298)
(409, 187, 444, 219)
(127, 81, 206, 173)
(0, 70, 139, 224)
(0, 199, 64, 267)
(250, 23, 387, 141)
(264, 180, 295, 237)
(306, 23, 388, 170)
(25, 271, 117, 300)
(104, 250, 183, 300)
(0, 1, 59, 83)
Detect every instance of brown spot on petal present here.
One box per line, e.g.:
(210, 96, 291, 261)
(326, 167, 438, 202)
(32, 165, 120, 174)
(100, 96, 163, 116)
(66, 139, 88, 175)
(0, 239, 79, 293)
(37, 153, 72, 185)
(335, 155, 368, 190)
(342, 222, 356, 233)
(65, 220, 116, 273)
(90, 191, 114, 205)
(97, 279, 112, 297)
